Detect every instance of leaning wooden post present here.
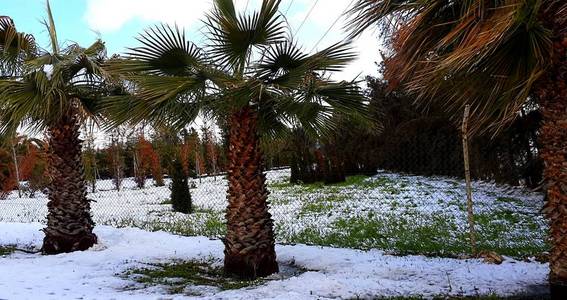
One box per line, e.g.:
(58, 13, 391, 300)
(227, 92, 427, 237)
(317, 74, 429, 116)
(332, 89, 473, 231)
(462, 104, 477, 256)
(10, 139, 22, 198)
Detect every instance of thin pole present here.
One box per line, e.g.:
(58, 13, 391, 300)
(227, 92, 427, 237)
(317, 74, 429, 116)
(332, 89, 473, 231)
(11, 139, 22, 198)
(462, 104, 477, 255)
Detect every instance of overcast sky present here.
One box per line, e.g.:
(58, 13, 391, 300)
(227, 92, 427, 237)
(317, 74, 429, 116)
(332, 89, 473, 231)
(4, 0, 382, 81)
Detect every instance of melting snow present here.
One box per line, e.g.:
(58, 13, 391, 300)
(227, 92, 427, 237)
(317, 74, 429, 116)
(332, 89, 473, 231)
(0, 222, 549, 299)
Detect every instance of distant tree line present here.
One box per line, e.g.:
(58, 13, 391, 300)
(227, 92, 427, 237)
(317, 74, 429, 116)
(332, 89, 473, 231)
(0, 125, 230, 195)
(287, 71, 542, 188)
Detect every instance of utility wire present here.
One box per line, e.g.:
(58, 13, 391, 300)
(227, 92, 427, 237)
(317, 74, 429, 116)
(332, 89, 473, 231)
(294, 0, 318, 35)
(283, 0, 295, 15)
(310, 0, 356, 52)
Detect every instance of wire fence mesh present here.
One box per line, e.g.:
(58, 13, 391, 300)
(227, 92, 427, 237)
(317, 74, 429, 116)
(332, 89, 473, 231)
(0, 164, 547, 258)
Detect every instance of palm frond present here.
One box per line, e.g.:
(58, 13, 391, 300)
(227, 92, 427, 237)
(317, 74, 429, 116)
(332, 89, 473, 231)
(0, 16, 37, 76)
(205, 0, 285, 73)
(346, 0, 419, 38)
(257, 41, 356, 88)
(63, 40, 107, 80)
(257, 90, 335, 138)
(113, 24, 204, 77)
(130, 74, 207, 105)
(100, 92, 207, 131)
(44, 0, 59, 54)
(0, 72, 65, 133)
(256, 41, 307, 79)
(348, 0, 554, 135)
(0, 2, 118, 136)
(314, 80, 369, 115)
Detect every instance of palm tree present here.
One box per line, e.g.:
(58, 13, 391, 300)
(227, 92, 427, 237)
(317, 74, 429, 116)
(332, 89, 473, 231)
(0, 2, 111, 254)
(106, 0, 368, 279)
(347, 0, 567, 295)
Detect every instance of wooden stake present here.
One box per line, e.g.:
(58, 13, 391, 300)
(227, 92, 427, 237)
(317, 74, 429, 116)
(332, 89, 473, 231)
(11, 139, 22, 198)
(462, 104, 477, 255)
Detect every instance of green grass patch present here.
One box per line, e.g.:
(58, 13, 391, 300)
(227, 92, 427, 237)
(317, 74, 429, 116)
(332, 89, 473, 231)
(474, 211, 548, 257)
(269, 180, 294, 190)
(495, 197, 524, 205)
(0, 245, 16, 256)
(159, 199, 172, 205)
(301, 201, 333, 215)
(332, 175, 370, 187)
(270, 175, 394, 191)
(299, 194, 349, 216)
(285, 210, 547, 258)
(104, 171, 547, 260)
(123, 259, 308, 296)
(203, 214, 226, 236)
(123, 259, 264, 295)
(101, 210, 226, 238)
(327, 175, 400, 190)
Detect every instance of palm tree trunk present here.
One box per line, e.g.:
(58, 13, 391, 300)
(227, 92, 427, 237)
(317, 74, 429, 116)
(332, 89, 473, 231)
(224, 106, 278, 279)
(538, 8, 567, 297)
(42, 111, 97, 254)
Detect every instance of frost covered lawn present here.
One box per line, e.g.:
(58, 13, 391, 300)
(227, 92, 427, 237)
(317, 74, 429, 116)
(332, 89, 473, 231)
(0, 169, 547, 258)
(0, 223, 550, 299)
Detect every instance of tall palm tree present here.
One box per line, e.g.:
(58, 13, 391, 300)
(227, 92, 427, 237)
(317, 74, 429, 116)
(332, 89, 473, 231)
(347, 0, 567, 295)
(106, 0, 368, 279)
(0, 2, 111, 254)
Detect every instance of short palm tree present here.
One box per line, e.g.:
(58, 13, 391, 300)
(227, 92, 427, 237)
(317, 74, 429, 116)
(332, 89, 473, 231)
(0, 2, 111, 254)
(106, 0, 368, 278)
(347, 0, 567, 294)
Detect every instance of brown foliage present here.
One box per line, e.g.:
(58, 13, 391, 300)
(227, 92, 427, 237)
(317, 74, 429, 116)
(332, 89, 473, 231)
(20, 144, 49, 196)
(0, 149, 16, 200)
(137, 136, 163, 186)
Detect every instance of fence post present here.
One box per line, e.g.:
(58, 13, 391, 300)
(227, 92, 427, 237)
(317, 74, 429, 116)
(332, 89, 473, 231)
(11, 139, 22, 198)
(462, 104, 477, 256)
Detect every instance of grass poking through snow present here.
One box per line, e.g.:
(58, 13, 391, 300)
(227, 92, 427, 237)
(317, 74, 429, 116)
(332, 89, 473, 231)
(269, 171, 547, 258)
(0, 169, 547, 259)
(122, 258, 306, 296)
(0, 245, 15, 256)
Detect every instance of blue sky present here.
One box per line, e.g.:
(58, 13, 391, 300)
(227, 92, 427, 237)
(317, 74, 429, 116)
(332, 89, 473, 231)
(4, 0, 382, 81)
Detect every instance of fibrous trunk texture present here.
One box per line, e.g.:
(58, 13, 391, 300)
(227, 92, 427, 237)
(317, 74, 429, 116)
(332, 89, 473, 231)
(42, 111, 97, 254)
(538, 4, 567, 297)
(224, 106, 278, 279)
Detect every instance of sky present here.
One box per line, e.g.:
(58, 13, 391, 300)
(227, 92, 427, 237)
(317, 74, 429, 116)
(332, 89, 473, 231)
(3, 0, 383, 81)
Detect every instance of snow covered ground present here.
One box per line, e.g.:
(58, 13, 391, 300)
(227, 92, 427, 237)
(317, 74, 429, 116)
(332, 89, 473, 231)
(0, 169, 547, 257)
(0, 223, 550, 299)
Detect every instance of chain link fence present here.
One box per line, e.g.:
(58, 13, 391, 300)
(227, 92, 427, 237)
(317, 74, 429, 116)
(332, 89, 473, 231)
(0, 163, 547, 258)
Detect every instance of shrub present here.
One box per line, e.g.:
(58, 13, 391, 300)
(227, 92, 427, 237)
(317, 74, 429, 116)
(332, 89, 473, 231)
(170, 160, 192, 214)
